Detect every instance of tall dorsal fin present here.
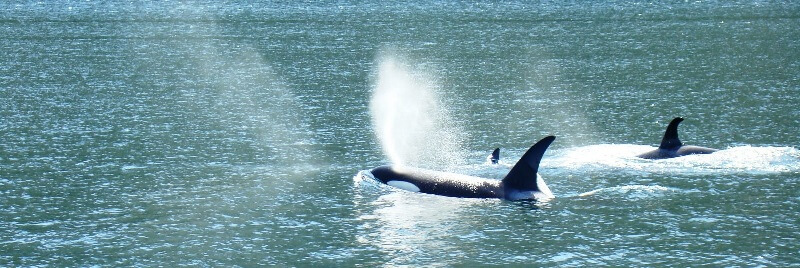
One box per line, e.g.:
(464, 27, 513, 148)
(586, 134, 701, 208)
(490, 148, 500, 164)
(501, 136, 555, 191)
(659, 117, 684, 149)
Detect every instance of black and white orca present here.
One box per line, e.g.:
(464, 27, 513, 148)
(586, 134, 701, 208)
(367, 136, 556, 201)
(488, 148, 500, 164)
(637, 117, 718, 159)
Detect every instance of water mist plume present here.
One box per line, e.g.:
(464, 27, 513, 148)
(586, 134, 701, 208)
(369, 54, 466, 169)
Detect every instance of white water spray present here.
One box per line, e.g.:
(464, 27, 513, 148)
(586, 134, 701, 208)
(369, 53, 466, 169)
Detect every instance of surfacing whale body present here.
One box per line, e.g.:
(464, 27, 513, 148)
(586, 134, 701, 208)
(488, 148, 500, 164)
(367, 136, 556, 201)
(637, 117, 718, 159)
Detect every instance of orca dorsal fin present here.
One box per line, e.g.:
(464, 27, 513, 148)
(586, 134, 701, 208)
(490, 148, 500, 164)
(659, 117, 684, 149)
(501, 136, 555, 191)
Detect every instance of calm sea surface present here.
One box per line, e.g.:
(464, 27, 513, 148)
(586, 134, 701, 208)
(2, 1, 799, 266)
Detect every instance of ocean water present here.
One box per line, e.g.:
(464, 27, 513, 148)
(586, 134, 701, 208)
(2, 1, 799, 266)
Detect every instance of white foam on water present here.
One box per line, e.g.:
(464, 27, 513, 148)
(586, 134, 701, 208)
(547, 144, 800, 175)
(578, 185, 675, 199)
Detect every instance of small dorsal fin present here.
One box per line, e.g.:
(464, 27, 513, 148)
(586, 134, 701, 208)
(490, 148, 500, 164)
(501, 136, 555, 191)
(659, 117, 684, 149)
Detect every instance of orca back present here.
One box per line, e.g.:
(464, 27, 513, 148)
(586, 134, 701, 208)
(490, 148, 500, 164)
(369, 165, 503, 198)
(638, 117, 719, 159)
(659, 117, 684, 150)
(501, 136, 555, 192)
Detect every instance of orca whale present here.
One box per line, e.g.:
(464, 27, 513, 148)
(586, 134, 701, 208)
(637, 117, 718, 159)
(367, 136, 556, 201)
(488, 148, 500, 164)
